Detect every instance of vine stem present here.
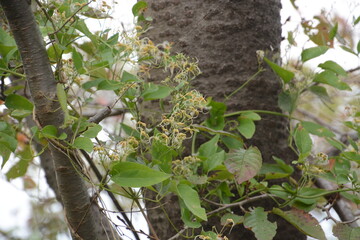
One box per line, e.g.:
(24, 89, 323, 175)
(132, 192, 160, 240)
(224, 68, 265, 101)
(0, 67, 25, 78)
(168, 193, 277, 240)
(224, 109, 300, 120)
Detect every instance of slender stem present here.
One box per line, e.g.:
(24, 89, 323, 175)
(191, 131, 197, 155)
(132, 193, 160, 240)
(224, 109, 301, 121)
(79, 150, 141, 240)
(225, 69, 265, 101)
(0, 67, 26, 78)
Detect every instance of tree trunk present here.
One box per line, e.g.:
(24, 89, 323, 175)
(142, 0, 306, 239)
(0, 1, 119, 239)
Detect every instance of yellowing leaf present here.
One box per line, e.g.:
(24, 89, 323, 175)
(224, 147, 262, 184)
(333, 223, 360, 240)
(273, 208, 326, 240)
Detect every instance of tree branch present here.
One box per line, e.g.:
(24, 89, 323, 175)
(0, 1, 120, 239)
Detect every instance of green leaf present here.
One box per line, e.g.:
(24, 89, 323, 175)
(11, 109, 33, 119)
(273, 208, 326, 240)
(186, 175, 208, 185)
(72, 49, 85, 74)
(224, 147, 262, 184)
(314, 70, 351, 90)
(56, 83, 70, 124)
(355, 16, 360, 25)
(107, 33, 119, 45)
(82, 78, 104, 90)
(110, 162, 171, 187)
(198, 135, 219, 157)
(309, 85, 332, 103)
(205, 100, 227, 130)
(0, 28, 17, 59)
(5, 94, 33, 111)
(318, 60, 347, 76)
(82, 124, 102, 138)
(348, 137, 359, 152)
(264, 57, 294, 84)
(73, 137, 93, 152)
(340, 45, 356, 55)
(0, 27, 16, 46)
(121, 71, 141, 83)
(293, 187, 327, 211)
(333, 223, 360, 240)
(340, 192, 360, 205)
(278, 90, 297, 114)
(6, 145, 32, 180)
(0, 145, 11, 168)
(41, 125, 59, 139)
(301, 121, 335, 138)
(244, 207, 277, 240)
(74, 19, 96, 42)
(179, 199, 202, 228)
(199, 231, 218, 240)
(287, 31, 297, 46)
(242, 111, 261, 121)
(0, 132, 17, 152)
(151, 140, 177, 173)
(177, 183, 207, 221)
(132, 1, 147, 16)
(221, 213, 244, 225)
(142, 83, 172, 101)
(120, 123, 140, 139)
(4, 85, 24, 96)
(269, 185, 290, 200)
(237, 117, 255, 139)
(301, 46, 329, 62)
(294, 125, 312, 156)
(329, 23, 338, 40)
(222, 136, 243, 150)
(260, 157, 294, 180)
(203, 150, 225, 172)
(97, 79, 124, 90)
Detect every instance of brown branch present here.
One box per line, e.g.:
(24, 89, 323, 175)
(347, 66, 360, 73)
(49, 0, 93, 36)
(88, 107, 126, 123)
(0, 1, 120, 239)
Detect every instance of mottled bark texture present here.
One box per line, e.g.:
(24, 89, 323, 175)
(0, 1, 119, 239)
(142, 0, 305, 239)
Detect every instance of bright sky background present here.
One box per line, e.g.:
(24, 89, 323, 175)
(0, 0, 359, 239)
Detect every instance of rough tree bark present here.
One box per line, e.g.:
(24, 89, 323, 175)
(142, 0, 306, 239)
(0, 1, 120, 239)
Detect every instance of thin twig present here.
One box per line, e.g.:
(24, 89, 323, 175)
(80, 150, 141, 240)
(169, 194, 277, 240)
(50, 0, 94, 35)
(88, 106, 112, 123)
(347, 66, 360, 73)
(206, 194, 277, 216)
